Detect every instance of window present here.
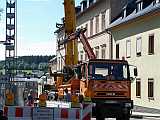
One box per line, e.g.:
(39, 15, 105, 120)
(95, 15, 99, 33)
(85, 53, 88, 61)
(95, 46, 99, 59)
(89, 63, 129, 80)
(85, 24, 88, 37)
(136, 1, 143, 12)
(122, 8, 127, 18)
(101, 11, 106, 31)
(101, 49, 106, 59)
(148, 34, 154, 55)
(81, 0, 87, 10)
(81, 64, 86, 79)
(61, 57, 63, 70)
(136, 78, 141, 97)
(153, 0, 159, 5)
(90, 18, 93, 36)
(136, 37, 142, 56)
(116, 44, 119, 59)
(80, 51, 83, 61)
(58, 57, 60, 70)
(89, 0, 94, 5)
(148, 78, 154, 99)
(101, 44, 106, 59)
(126, 40, 131, 58)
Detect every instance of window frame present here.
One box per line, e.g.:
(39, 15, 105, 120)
(95, 15, 99, 34)
(116, 44, 119, 59)
(95, 46, 99, 59)
(85, 53, 88, 61)
(126, 40, 131, 58)
(136, 1, 143, 12)
(58, 57, 61, 71)
(153, 0, 160, 5)
(148, 34, 154, 55)
(136, 78, 141, 98)
(136, 36, 142, 57)
(101, 11, 106, 31)
(85, 23, 88, 37)
(80, 51, 84, 61)
(90, 18, 94, 36)
(148, 78, 154, 100)
(101, 47, 106, 59)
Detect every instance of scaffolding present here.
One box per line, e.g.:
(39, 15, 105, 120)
(5, 0, 17, 82)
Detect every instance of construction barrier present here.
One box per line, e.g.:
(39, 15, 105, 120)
(33, 107, 54, 120)
(46, 101, 71, 108)
(3, 106, 32, 120)
(81, 103, 93, 120)
(53, 107, 80, 120)
(3, 103, 92, 120)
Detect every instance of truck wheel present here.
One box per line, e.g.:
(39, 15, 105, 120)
(123, 115, 130, 120)
(116, 115, 130, 120)
(96, 116, 105, 120)
(116, 117, 122, 120)
(95, 107, 105, 120)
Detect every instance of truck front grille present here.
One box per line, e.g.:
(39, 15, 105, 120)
(95, 91, 126, 97)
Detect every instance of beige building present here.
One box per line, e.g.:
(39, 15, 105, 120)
(55, 0, 127, 71)
(108, 0, 160, 111)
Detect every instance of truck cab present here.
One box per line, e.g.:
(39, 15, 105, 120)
(80, 59, 136, 120)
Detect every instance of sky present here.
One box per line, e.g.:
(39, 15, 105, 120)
(0, 0, 81, 60)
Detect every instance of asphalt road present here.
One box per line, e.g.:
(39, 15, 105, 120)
(91, 117, 160, 120)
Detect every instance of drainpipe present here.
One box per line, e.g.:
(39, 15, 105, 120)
(106, 30, 113, 59)
(106, 0, 113, 59)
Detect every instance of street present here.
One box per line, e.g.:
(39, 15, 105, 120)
(92, 116, 160, 120)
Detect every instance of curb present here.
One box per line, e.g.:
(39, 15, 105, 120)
(131, 112, 160, 119)
(131, 115, 143, 119)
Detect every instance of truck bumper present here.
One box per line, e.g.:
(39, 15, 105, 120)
(92, 99, 133, 118)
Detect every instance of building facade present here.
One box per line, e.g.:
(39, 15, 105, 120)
(55, 0, 127, 71)
(109, 0, 160, 110)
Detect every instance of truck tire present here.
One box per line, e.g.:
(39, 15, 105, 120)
(116, 114, 130, 120)
(95, 105, 105, 120)
(96, 116, 105, 120)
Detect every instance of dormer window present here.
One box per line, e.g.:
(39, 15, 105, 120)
(75, 6, 81, 14)
(122, 6, 127, 18)
(89, 0, 94, 6)
(136, 0, 143, 12)
(81, 0, 87, 11)
(153, 0, 159, 5)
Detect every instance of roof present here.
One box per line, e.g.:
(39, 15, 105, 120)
(54, 0, 102, 34)
(89, 59, 128, 64)
(108, 1, 160, 29)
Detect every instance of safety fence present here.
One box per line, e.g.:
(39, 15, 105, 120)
(3, 103, 92, 120)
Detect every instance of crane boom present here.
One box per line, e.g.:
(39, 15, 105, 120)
(58, 28, 96, 60)
(64, 0, 78, 66)
(78, 29, 96, 60)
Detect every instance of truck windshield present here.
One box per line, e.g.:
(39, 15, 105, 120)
(88, 63, 129, 80)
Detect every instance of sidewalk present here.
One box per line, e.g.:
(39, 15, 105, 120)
(132, 111, 160, 119)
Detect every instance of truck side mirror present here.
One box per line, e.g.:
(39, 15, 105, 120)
(134, 68, 138, 77)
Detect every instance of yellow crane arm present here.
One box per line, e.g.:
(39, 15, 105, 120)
(64, 0, 78, 66)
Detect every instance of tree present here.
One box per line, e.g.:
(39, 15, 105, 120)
(38, 63, 47, 70)
(18, 63, 24, 70)
(31, 63, 38, 70)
